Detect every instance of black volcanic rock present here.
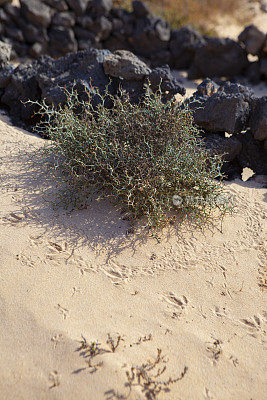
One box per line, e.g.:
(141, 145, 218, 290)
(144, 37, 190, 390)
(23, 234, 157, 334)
(0, 63, 15, 88)
(189, 38, 248, 79)
(52, 11, 76, 27)
(0, 48, 185, 124)
(204, 134, 242, 163)
(236, 131, 267, 175)
(132, 0, 150, 18)
(1, 61, 41, 121)
(193, 83, 252, 134)
(147, 65, 186, 98)
(48, 26, 77, 57)
(128, 14, 171, 57)
(44, 0, 68, 12)
(238, 24, 266, 56)
(90, 0, 112, 17)
(249, 96, 267, 141)
(103, 50, 151, 81)
(66, 0, 89, 15)
(170, 25, 205, 69)
(20, 0, 52, 27)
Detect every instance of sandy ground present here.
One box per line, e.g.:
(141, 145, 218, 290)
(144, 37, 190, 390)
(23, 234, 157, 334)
(0, 100, 266, 400)
(1, 3, 267, 397)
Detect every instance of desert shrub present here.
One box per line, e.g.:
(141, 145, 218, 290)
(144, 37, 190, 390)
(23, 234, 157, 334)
(32, 85, 233, 229)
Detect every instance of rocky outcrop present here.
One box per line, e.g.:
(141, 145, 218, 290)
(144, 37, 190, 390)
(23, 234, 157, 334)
(193, 82, 253, 134)
(190, 80, 267, 178)
(0, 48, 185, 124)
(0, 0, 266, 83)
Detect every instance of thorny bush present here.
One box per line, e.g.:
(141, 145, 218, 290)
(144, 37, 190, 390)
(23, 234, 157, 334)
(31, 84, 233, 229)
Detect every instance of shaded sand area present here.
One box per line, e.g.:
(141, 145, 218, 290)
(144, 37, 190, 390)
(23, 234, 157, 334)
(0, 111, 266, 400)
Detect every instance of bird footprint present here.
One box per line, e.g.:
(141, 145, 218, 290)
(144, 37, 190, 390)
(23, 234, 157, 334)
(163, 292, 188, 317)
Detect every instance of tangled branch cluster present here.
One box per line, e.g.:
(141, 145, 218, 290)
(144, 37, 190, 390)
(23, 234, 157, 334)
(32, 84, 232, 228)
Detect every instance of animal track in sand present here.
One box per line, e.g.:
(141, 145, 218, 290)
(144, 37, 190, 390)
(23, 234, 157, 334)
(206, 338, 223, 365)
(44, 242, 95, 274)
(2, 211, 27, 224)
(239, 314, 266, 342)
(258, 264, 267, 290)
(51, 334, 63, 348)
(214, 306, 228, 318)
(55, 304, 69, 320)
(102, 260, 134, 285)
(163, 292, 189, 318)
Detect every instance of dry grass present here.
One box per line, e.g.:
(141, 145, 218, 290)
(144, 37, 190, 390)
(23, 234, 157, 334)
(115, 0, 252, 35)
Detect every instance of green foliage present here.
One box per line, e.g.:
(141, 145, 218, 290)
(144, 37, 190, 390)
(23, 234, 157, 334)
(32, 85, 233, 229)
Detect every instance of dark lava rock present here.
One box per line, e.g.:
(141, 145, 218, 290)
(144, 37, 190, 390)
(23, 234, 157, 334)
(236, 131, 267, 175)
(90, 16, 113, 41)
(90, 0, 113, 17)
(104, 34, 130, 52)
(0, 9, 11, 24)
(103, 50, 151, 81)
(147, 65, 186, 98)
(1, 61, 41, 121)
(189, 38, 248, 79)
(204, 133, 242, 162)
(249, 96, 267, 141)
(132, 0, 150, 18)
(193, 83, 252, 134)
(0, 50, 110, 122)
(44, 0, 68, 12)
(14, 41, 31, 57)
(16, 19, 48, 45)
(170, 25, 205, 69)
(73, 25, 95, 40)
(150, 49, 171, 67)
(0, 48, 185, 125)
(48, 26, 77, 57)
(4, 26, 24, 43)
(196, 78, 219, 97)
(245, 61, 261, 84)
(52, 11, 76, 27)
(128, 15, 171, 57)
(66, 0, 89, 15)
(36, 50, 113, 106)
(238, 24, 266, 56)
(0, 40, 11, 67)
(29, 42, 47, 59)
(218, 81, 254, 103)
(20, 0, 52, 27)
(76, 15, 93, 29)
(77, 39, 96, 51)
(259, 57, 267, 79)
(0, 64, 15, 88)
(3, 3, 20, 20)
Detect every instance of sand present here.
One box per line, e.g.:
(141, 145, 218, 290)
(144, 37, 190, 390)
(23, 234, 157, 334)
(0, 99, 266, 400)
